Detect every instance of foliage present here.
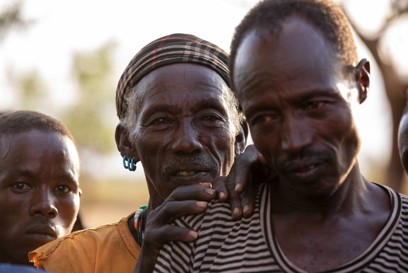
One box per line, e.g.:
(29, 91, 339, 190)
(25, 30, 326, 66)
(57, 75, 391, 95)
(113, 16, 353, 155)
(5, 68, 49, 109)
(61, 42, 117, 154)
(0, 1, 31, 41)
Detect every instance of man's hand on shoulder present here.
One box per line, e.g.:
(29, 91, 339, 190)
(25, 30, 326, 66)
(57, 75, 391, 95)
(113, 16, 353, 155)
(214, 145, 277, 220)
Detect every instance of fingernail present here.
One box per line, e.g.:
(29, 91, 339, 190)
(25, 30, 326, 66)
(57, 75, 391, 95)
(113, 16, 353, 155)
(188, 230, 198, 240)
(199, 182, 212, 188)
(243, 205, 250, 214)
(235, 184, 241, 192)
(196, 201, 208, 208)
(233, 207, 241, 216)
(219, 192, 225, 200)
(205, 188, 216, 196)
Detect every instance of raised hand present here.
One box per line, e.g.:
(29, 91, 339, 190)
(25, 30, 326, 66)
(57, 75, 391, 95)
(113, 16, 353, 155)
(133, 182, 216, 273)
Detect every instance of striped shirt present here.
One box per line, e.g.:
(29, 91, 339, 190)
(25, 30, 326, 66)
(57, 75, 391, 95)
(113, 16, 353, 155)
(154, 183, 408, 273)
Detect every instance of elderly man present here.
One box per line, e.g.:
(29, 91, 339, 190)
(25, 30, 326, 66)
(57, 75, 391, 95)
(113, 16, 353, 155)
(0, 110, 81, 266)
(153, 1, 408, 272)
(30, 33, 249, 273)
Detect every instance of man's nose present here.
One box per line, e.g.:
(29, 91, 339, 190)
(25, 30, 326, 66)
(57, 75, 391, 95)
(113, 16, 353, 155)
(171, 120, 203, 153)
(30, 188, 58, 218)
(281, 114, 312, 153)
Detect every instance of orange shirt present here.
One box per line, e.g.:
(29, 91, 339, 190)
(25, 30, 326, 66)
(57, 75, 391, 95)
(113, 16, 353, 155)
(29, 214, 140, 273)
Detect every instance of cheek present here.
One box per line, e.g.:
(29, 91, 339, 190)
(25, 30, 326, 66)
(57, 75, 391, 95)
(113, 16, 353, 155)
(136, 137, 166, 172)
(250, 127, 276, 157)
(212, 133, 237, 175)
(326, 111, 357, 148)
(56, 195, 80, 233)
(0, 200, 23, 231)
(0, 193, 28, 218)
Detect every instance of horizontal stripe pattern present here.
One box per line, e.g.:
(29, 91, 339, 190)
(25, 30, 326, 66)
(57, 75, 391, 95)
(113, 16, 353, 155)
(154, 184, 408, 272)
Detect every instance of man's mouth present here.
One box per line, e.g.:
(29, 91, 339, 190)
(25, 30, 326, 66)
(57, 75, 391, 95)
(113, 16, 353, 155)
(168, 168, 215, 183)
(25, 224, 58, 243)
(176, 170, 198, 177)
(283, 159, 325, 179)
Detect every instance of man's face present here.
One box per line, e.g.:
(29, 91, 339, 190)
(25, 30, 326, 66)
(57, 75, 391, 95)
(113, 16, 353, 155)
(0, 130, 81, 265)
(233, 17, 360, 196)
(398, 109, 408, 174)
(129, 63, 240, 206)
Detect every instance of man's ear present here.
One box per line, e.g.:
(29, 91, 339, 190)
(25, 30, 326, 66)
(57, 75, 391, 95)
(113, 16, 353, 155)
(235, 119, 249, 155)
(355, 58, 370, 104)
(115, 123, 139, 160)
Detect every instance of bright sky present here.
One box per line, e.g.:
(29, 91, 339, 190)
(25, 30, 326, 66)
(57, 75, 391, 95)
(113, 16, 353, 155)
(0, 0, 404, 180)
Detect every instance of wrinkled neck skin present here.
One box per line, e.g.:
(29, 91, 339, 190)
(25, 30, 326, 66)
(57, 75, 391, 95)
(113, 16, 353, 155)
(146, 180, 164, 212)
(270, 162, 373, 217)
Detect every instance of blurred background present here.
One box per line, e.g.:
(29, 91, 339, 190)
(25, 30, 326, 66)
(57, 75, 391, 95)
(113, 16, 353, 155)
(1, 0, 407, 228)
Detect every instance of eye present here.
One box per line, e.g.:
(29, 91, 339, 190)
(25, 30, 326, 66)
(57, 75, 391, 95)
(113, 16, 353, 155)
(55, 184, 72, 194)
(12, 182, 31, 193)
(250, 112, 279, 127)
(151, 117, 170, 125)
(198, 113, 226, 128)
(201, 114, 222, 122)
(303, 101, 327, 111)
(144, 116, 174, 130)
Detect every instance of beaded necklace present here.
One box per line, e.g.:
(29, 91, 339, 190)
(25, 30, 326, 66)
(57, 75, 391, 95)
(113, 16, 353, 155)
(133, 205, 148, 246)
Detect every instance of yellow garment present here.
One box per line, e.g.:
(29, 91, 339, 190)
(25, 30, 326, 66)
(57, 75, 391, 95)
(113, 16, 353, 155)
(29, 213, 140, 273)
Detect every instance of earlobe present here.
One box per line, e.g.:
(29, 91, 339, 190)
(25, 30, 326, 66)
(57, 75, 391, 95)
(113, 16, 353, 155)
(115, 124, 140, 161)
(355, 58, 370, 104)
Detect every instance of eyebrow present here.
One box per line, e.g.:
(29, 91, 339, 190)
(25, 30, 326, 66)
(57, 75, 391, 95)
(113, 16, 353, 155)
(9, 169, 34, 178)
(193, 98, 229, 115)
(141, 96, 229, 118)
(5, 169, 78, 184)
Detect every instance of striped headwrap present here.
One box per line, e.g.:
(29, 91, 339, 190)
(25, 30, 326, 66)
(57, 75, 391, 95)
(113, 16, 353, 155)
(116, 33, 230, 119)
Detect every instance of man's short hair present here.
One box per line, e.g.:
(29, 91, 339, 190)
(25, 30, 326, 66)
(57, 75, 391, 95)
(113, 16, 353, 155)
(229, 0, 358, 89)
(0, 110, 74, 140)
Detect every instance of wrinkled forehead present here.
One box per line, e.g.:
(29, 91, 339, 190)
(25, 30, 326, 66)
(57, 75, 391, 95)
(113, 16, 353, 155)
(116, 33, 230, 120)
(236, 19, 341, 76)
(137, 63, 232, 105)
(233, 21, 354, 104)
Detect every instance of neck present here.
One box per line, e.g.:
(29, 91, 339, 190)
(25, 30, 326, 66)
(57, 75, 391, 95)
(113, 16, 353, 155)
(271, 163, 369, 216)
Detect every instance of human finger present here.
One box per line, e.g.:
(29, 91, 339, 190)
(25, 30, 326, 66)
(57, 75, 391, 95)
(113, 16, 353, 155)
(166, 183, 216, 202)
(213, 176, 228, 202)
(145, 224, 198, 246)
(152, 199, 209, 224)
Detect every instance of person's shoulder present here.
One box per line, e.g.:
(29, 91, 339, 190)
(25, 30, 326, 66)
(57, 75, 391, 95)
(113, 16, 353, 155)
(398, 191, 408, 205)
(374, 182, 408, 210)
(29, 219, 125, 263)
(30, 215, 138, 271)
(0, 264, 47, 273)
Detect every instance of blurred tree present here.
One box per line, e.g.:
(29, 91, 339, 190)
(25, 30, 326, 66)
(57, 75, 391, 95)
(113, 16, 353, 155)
(338, 0, 408, 191)
(62, 42, 117, 156)
(6, 68, 48, 109)
(1, 0, 44, 111)
(0, 1, 31, 41)
(1, 0, 118, 177)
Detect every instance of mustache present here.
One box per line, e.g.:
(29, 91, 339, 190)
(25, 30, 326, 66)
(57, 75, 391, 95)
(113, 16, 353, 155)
(161, 153, 218, 177)
(279, 148, 331, 167)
